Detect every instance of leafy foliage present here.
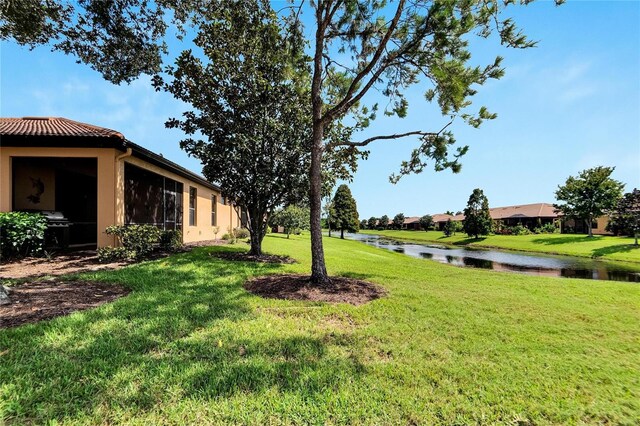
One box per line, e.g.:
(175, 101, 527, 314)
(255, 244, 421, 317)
(554, 166, 624, 237)
(367, 217, 378, 230)
(332, 185, 359, 238)
(0, 212, 47, 259)
(270, 206, 310, 238)
(379, 215, 390, 230)
(152, 1, 312, 256)
(607, 189, 640, 244)
(419, 215, 434, 231)
(98, 225, 163, 261)
(159, 230, 183, 252)
(392, 214, 406, 230)
(463, 188, 492, 238)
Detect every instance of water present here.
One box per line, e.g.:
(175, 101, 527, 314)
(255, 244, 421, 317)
(344, 233, 640, 283)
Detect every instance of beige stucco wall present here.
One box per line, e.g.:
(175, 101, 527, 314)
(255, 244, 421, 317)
(121, 156, 239, 244)
(592, 216, 611, 235)
(1, 146, 241, 248)
(0, 146, 119, 247)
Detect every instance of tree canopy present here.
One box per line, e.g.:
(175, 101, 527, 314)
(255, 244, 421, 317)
(463, 188, 492, 238)
(150, 0, 312, 256)
(606, 189, 639, 245)
(419, 215, 434, 231)
(331, 184, 359, 239)
(270, 205, 310, 239)
(1, 0, 564, 282)
(554, 166, 624, 237)
(392, 213, 406, 230)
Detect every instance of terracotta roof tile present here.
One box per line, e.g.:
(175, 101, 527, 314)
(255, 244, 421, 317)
(0, 117, 124, 139)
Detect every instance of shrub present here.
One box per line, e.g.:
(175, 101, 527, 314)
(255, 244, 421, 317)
(160, 230, 183, 252)
(233, 227, 250, 239)
(510, 224, 531, 236)
(0, 212, 48, 259)
(97, 246, 130, 262)
(221, 233, 232, 241)
(102, 224, 161, 261)
(534, 223, 558, 234)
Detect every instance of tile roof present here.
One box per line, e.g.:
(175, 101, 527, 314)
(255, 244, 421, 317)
(433, 203, 559, 222)
(489, 203, 559, 219)
(403, 216, 420, 224)
(0, 117, 124, 139)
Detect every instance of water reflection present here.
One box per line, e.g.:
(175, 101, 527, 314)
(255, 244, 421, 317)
(344, 233, 640, 283)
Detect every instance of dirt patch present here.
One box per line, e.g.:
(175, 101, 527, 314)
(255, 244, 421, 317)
(0, 251, 130, 280)
(0, 241, 227, 280)
(0, 280, 130, 329)
(212, 252, 296, 264)
(244, 274, 386, 305)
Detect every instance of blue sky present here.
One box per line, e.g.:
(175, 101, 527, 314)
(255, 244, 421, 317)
(1, 1, 638, 218)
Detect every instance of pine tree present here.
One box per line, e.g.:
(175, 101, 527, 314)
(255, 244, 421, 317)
(332, 185, 359, 239)
(463, 189, 492, 238)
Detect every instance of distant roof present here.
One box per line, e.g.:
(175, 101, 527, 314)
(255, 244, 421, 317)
(0, 117, 125, 139)
(0, 117, 220, 192)
(489, 203, 559, 219)
(432, 203, 559, 222)
(403, 216, 420, 224)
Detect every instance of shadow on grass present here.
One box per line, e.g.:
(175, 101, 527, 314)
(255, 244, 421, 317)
(442, 236, 487, 246)
(0, 246, 365, 423)
(591, 244, 639, 258)
(531, 235, 597, 246)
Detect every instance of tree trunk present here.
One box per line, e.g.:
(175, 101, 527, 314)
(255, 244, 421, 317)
(340, 228, 344, 239)
(309, 3, 330, 285)
(310, 120, 329, 284)
(248, 208, 265, 256)
(587, 217, 593, 237)
(634, 232, 638, 246)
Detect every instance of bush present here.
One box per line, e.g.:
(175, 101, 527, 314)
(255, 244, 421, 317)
(534, 223, 558, 234)
(97, 246, 130, 262)
(221, 233, 232, 241)
(504, 224, 531, 236)
(101, 224, 161, 261)
(233, 227, 250, 239)
(160, 230, 183, 252)
(0, 212, 48, 260)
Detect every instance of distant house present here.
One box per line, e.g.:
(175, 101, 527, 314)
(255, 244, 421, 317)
(402, 216, 421, 230)
(0, 117, 242, 248)
(489, 203, 559, 232)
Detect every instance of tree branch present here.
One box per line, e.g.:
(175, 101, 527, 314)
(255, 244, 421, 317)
(329, 119, 453, 148)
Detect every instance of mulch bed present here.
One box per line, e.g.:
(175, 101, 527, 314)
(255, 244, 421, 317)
(244, 274, 386, 305)
(212, 252, 296, 264)
(0, 281, 130, 329)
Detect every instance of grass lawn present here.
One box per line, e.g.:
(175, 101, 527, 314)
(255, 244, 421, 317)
(361, 229, 640, 263)
(1, 234, 639, 424)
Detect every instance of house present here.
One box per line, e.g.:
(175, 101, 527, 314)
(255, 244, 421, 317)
(0, 117, 241, 248)
(489, 203, 559, 232)
(432, 203, 559, 232)
(402, 216, 421, 230)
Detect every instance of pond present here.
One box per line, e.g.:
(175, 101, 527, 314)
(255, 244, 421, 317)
(344, 233, 640, 283)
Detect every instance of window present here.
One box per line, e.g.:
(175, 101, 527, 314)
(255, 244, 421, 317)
(189, 187, 197, 226)
(220, 196, 226, 206)
(124, 163, 182, 230)
(211, 195, 217, 226)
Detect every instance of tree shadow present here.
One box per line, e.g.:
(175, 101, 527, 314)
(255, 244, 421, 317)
(591, 244, 639, 258)
(531, 235, 596, 246)
(0, 246, 366, 423)
(446, 236, 487, 246)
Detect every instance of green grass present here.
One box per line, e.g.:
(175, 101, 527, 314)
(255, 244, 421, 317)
(1, 234, 639, 424)
(361, 229, 640, 263)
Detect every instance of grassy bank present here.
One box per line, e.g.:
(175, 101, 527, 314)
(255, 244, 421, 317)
(1, 234, 639, 424)
(361, 229, 640, 263)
